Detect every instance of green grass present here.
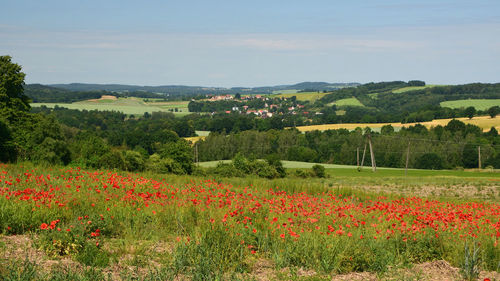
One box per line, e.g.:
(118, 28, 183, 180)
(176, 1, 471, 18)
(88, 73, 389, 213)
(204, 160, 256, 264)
(199, 160, 498, 178)
(392, 85, 440, 93)
(329, 97, 364, 107)
(440, 99, 500, 111)
(31, 98, 191, 116)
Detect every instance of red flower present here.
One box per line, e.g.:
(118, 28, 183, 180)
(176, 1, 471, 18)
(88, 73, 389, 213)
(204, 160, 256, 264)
(40, 223, 48, 230)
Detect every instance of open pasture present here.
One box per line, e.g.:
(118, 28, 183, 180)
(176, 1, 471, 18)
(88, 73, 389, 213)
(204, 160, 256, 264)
(440, 99, 500, 111)
(31, 97, 190, 116)
(0, 163, 498, 280)
(329, 97, 364, 107)
(391, 85, 440, 93)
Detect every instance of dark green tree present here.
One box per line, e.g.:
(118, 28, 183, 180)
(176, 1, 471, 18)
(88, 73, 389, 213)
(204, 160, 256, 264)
(487, 106, 500, 118)
(464, 106, 476, 119)
(415, 153, 443, 170)
(0, 56, 30, 114)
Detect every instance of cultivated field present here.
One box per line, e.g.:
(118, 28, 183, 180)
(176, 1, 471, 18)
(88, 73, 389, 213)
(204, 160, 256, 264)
(31, 97, 190, 116)
(440, 99, 500, 111)
(0, 163, 498, 280)
(295, 115, 500, 132)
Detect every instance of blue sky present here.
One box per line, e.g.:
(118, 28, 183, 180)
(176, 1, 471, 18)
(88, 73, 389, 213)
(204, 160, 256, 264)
(1, 0, 499, 87)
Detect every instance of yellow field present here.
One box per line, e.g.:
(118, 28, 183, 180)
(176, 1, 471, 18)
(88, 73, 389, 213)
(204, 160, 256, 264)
(295, 115, 500, 132)
(184, 136, 206, 144)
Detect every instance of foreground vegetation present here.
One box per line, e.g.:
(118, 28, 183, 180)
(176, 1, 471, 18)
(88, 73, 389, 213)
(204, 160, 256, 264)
(0, 163, 499, 280)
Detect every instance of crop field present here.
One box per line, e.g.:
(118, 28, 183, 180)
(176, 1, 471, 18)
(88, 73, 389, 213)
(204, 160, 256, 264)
(0, 163, 498, 280)
(273, 91, 329, 101)
(295, 115, 500, 132)
(31, 97, 190, 116)
(440, 99, 500, 111)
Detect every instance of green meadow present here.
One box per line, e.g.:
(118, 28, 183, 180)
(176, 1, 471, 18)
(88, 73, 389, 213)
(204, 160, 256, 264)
(440, 99, 500, 110)
(31, 97, 190, 116)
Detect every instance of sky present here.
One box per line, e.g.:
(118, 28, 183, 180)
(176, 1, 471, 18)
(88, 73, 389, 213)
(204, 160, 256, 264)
(1, 0, 499, 87)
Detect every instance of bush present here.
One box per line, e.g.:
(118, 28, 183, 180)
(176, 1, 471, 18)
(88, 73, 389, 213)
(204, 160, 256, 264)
(256, 162, 279, 179)
(295, 169, 314, 178)
(124, 150, 145, 171)
(146, 154, 184, 174)
(213, 162, 243, 178)
(99, 151, 126, 170)
(312, 164, 326, 178)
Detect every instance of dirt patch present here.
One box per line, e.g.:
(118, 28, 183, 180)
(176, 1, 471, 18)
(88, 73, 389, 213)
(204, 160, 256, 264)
(331, 272, 377, 281)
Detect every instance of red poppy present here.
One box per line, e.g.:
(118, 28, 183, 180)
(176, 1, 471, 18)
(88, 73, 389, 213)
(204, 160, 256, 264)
(40, 223, 48, 230)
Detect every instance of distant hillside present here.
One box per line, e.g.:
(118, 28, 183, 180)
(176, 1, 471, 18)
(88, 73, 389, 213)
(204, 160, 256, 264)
(48, 82, 360, 95)
(25, 84, 103, 103)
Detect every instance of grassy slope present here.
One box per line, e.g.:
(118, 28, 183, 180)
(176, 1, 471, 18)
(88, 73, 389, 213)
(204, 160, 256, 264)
(391, 85, 440, 93)
(31, 97, 190, 116)
(440, 99, 500, 110)
(332, 97, 364, 107)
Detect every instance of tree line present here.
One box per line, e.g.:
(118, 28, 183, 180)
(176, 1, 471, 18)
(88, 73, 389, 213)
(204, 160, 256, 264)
(196, 121, 500, 169)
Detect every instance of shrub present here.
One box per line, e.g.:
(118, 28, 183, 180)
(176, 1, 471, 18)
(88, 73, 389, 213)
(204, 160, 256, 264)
(312, 164, 326, 178)
(124, 150, 145, 171)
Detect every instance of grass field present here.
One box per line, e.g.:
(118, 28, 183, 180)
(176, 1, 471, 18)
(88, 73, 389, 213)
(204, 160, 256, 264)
(0, 163, 498, 280)
(31, 97, 190, 116)
(273, 91, 329, 101)
(391, 85, 440, 93)
(295, 115, 500, 132)
(330, 97, 364, 107)
(440, 99, 500, 110)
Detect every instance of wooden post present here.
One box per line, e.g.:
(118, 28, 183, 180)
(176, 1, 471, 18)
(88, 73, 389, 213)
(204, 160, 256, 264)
(195, 142, 199, 166)
(357, 147, 360, 168)
(359, 143, 367, 171)
(368, 134, 376, 172)
(405, 141, 410, 176)
(478, 146, 481, 170)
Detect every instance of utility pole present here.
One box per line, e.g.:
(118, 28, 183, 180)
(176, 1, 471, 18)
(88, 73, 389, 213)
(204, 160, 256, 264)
(195, 142, 199, 166)
(368, 134, 376, 172)
(356, 147, 359, 168)
(478, 146, 481, 170)
(405, 141, 410, 176)
(359, 143, 367, 171)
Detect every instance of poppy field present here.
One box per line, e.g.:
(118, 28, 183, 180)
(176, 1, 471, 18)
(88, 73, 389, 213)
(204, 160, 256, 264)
(0, 164, 499, 280)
